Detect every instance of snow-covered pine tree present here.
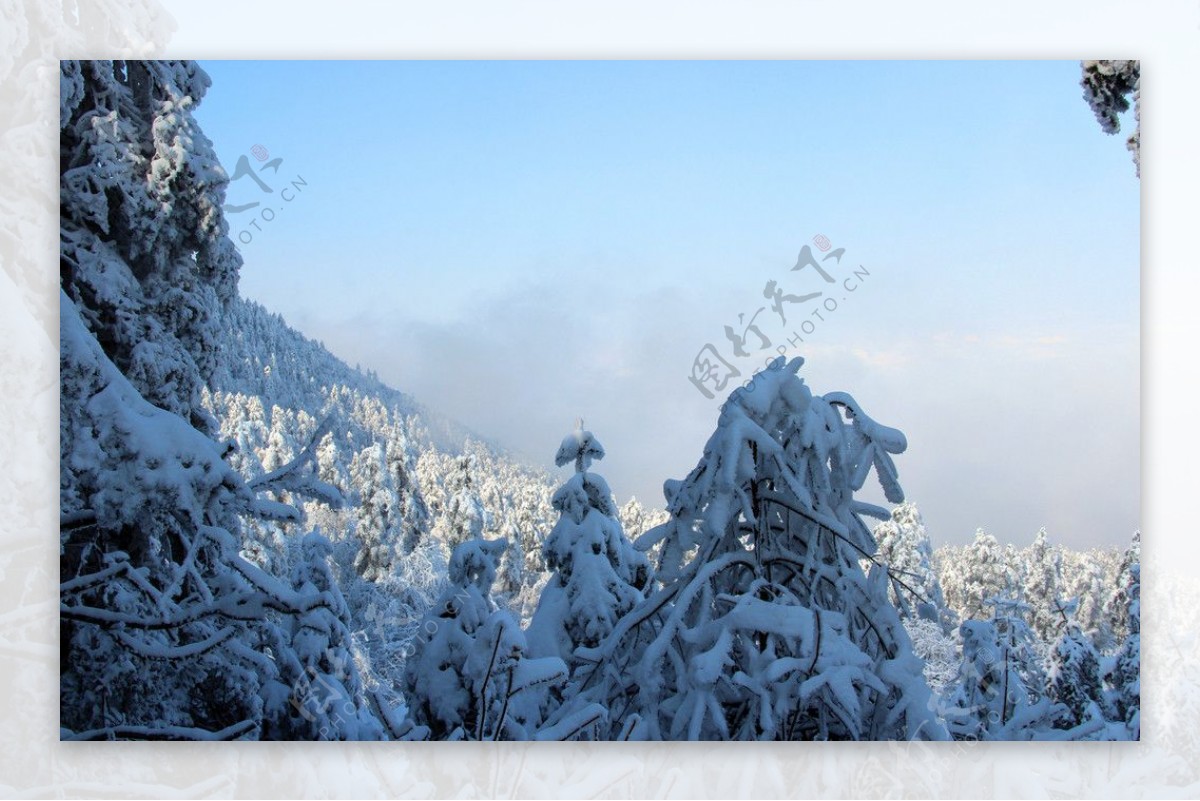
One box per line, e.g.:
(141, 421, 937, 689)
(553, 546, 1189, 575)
(1106, 559, 1140, 738)
(945, 618, 1049, 741)
(1021, 528, 1065, 643)
(315, 430, 350, 492)
(871, 503, 959, 696)
(60, 60, 240, 426)
(234, 405, 314, 577)
(261, 406, 299, 474)
(903, 616, 960, 696)
(348, 442, 400, 582)
(401, 539, 593, 740)
(1045, 620, 1106, 731)
(943, 529, 1008, 622)
(582, 357, 947, 741)
(264, 532, 385, 740)
(1004, 541, 1024, 599)
(525, 424, 652, 735)
(443, 455, 487, 552)
(1064, 550, 1117, 651)
(872, 501, 952, 627)
(304, 429, 354, 547)
(512, 482, 553, 579)
(496, 521, 527, 605)
(386, 425, 428, 556)
(1105, 530, 1141, 645)
(208, 391, 269, 481)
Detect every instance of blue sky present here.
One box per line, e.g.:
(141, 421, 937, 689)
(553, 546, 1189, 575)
(194, 60, 1139, 548)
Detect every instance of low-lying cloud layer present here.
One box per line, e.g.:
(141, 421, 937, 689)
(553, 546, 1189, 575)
(291, 277, 1138, 550)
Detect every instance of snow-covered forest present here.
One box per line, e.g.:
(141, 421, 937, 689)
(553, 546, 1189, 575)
(58, 59, 1139, 741)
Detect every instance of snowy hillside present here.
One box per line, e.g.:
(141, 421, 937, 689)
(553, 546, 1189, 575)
(206, 296, 479, 455)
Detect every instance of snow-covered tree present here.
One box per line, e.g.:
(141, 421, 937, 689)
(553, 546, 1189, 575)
(386, 426, 428, 555)
(1105, 530, 1141, 644)
(1106, 560, 1140, 738)
(496, 522, 527, 604)
(60, 60, 241, 424)
(871, 503, 959, 695)
(940, 593, 1101, 741)
(261, 406, 299, 474)
(61, 59, 243, 739)
(349, 443, 399, 582)
(582, 357, 947, 741)
(210, 391, 268, 481)
(1046, 623, 1106, 731)
(1021, 528, 1065, 643)
(872, 501, 952, 627)
(526, 424, 652, 725)
(944, 614, 1058, 741)
(619, 496, 671, 546)
(58, 59, 390, 742)
(1063, 549, 1117, 651)
(942, 530, 1008, 622)
(264, 532, 385, 740)
(904, 616, 960, 696)
(442, 455, 487, 551)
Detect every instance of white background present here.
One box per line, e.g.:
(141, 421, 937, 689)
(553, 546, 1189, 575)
(2, 0, 1194, 796)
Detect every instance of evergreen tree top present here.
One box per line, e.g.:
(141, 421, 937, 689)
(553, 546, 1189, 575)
(555, 421, 605, 473)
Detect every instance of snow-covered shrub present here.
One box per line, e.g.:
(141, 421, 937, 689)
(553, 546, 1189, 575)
(402, 539, 585, 739)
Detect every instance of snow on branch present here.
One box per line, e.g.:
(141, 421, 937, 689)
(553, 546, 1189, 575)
(246, 416, 344, 508)
(63, 720, 258, 741)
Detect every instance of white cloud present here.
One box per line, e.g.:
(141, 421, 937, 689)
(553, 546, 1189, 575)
(296, 280, 1138, 550)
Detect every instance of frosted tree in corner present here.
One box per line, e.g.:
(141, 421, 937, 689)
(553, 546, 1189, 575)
(1080, 60, 1140, 176)
(59, 60, 384, 741)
